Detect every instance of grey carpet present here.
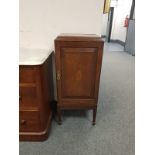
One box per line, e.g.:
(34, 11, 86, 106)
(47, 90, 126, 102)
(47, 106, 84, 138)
(20, 43, 135, 155)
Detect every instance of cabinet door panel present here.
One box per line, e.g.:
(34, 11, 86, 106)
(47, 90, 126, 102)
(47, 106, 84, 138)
(60, 47, 97, 99)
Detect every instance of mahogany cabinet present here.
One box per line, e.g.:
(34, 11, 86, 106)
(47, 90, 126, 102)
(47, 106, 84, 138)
(19, 51, 54, 141)
(55, 34, 104, 125)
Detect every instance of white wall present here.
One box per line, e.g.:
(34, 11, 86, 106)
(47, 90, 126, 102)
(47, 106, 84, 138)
(101, 14, 108, 36)
(20, 0, 104, 50)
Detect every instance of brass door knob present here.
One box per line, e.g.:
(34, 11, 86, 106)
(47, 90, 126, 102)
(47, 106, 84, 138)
(19, 96, 22, 100)
(57, 71, 61, 80)
(20, 120, 26, 125)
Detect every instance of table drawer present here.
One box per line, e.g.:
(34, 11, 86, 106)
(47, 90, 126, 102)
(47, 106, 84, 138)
(19, 111, 41, 132)
(19, 86, 38, 109)
(19, 67, 36, 83)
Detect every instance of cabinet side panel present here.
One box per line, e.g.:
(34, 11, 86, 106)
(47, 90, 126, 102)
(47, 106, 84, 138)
(39, 54, 53, 130)
(94, 42, 104, 100)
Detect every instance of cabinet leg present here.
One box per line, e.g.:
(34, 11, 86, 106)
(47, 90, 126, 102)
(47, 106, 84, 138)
(58, 108, 62, 125)
(92, 108, 97, 125)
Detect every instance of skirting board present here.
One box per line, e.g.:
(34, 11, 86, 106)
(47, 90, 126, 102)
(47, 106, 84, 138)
(101, 35, 106, 38)
(101, 36, 125, 46)
(110, 39, 125, 46)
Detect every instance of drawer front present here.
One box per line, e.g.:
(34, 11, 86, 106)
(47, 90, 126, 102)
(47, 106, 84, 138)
(19, 86, 38, 109)
(19, 111, 41, 132)
(19, 67, 36, 83)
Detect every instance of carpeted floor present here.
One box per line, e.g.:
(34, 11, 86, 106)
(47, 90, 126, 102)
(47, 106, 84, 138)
(19, 42, 135, 155)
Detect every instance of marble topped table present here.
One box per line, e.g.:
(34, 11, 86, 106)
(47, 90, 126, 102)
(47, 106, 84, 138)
(19, 48, 53, 65)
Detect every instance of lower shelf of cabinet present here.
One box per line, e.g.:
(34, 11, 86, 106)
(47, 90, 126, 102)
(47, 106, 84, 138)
(19, 112, 52, 141)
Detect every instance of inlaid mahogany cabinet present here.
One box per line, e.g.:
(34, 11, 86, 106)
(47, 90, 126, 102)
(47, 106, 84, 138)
(55, 34, 104, 125)
(19, 51, 54, 141)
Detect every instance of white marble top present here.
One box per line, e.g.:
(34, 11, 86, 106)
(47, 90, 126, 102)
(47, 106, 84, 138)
(19, 48, 53, 65)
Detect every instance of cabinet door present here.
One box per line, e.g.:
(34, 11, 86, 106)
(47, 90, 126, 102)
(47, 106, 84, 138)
(56, 46, 102, 104)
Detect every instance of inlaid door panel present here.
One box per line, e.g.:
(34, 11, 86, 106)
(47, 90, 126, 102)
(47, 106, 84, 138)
(60, 47, 98, 99)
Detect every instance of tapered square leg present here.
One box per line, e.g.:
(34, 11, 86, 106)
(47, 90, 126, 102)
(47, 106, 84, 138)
(58, 108, 62, 125)
(92, 108, 97, 125)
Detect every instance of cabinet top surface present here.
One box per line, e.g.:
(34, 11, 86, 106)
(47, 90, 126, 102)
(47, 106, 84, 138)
(55, 33, 104, 42)
(19, 48, 52, 65)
